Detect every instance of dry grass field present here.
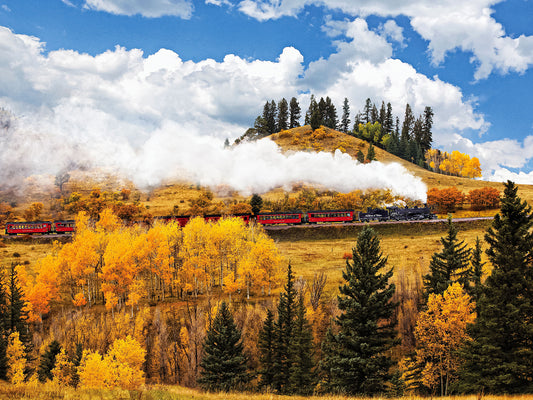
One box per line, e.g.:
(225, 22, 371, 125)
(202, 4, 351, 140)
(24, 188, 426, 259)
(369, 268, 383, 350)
(2, 381, 533, 400)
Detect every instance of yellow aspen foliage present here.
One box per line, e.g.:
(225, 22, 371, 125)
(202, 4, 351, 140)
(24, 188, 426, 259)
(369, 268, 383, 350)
(78, 350, 109, 389)
(51, 348, 74, 386)
(79, 336, 145, 390)
(414, 283, 476, 395)
(7, 332, 26, 385)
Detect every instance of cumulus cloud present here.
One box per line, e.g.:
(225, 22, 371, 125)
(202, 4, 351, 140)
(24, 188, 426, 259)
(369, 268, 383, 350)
(0, 26, 430, 199)
(230, 0, 533, 79)
(83, 0, 194, 18)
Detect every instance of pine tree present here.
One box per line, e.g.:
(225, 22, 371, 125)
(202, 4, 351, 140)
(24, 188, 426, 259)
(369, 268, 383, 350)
(198, 301, 249, 392)
(370, 104, 379, 124)
(250, 194, 263, 215)
(421, 106, 434, 153)
(464, 237, 485, 302)
(258, 309, 276, 389)
(353, 112, 362, 134)
(321, 225, 397, 395)
(324, 97, 337, 129)
(366, 143, 376, 162)
(384, 102, 394, 134)
(423, 216, 471, 300)
(277, 98, 289, 131)
(7, 265, 31, 352)
(363, 98, 372, 124)
(341, 98, 350, 133)
(401, 103, 414, 141)
(289, 97, 301, 128)
(38, 340, 62, 382)
(288, 293, 314, 395)
(458, 181, 533, 393)
(0, 272, 7, 380)
(305, 95, 316, 125)
(272, 264, 297, 394)
(356, 149, 365, 163)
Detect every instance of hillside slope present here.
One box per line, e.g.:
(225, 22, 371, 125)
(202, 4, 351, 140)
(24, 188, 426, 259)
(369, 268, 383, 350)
(269, 125, 533, 206)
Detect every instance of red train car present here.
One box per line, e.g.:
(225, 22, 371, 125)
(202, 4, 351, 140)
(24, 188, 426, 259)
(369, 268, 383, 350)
(307, 209, 355, 224)
(53, 220, 76, 234)
(256, 211, 303, 225)
(155, 215, 191, 227)
(5, 221, 52, 235)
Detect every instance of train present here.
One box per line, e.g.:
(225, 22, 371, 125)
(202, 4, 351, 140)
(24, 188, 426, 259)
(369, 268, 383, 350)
(3, 206, 436, 236)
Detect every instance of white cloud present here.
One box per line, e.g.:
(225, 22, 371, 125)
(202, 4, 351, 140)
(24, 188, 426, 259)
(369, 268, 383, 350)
(379, 20, 405, 48)
(233, 0, 533, 79)
(1, 4, 11, 12)
(0, 26, 433, 199)
(83, 0, 194, 18)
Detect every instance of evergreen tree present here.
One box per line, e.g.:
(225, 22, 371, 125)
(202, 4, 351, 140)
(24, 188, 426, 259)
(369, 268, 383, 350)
(363, 98, 372, 124)
(288, 293, 314, 395)
(310, 108, 322, 131)
(421, 106, 434, 153)
(261, 100, 277, 135)
(341, 98, 350, 133)
(384, 102, 394, 134)
(458, 181, 533, 393)
(423, 216, 471, 299)
(386, 130, 400, 156)
(305, 95, 317, 125)
(324, 96, 337, 129)
(366, 143, 376, 162)
(370, 104, 379, 124)
(464, 237, 485, 303)
(7, 265, 31, 351)
(258, 309, 276, 389)
(401, 103, 414, 141)
(289, 97, 301, 128)
(378, 101, 386, 127)
(277, 98, 289, 131)
(272, 264, 297, 394)
(70, 342, 83, 387)
(321, 225, 397, 395)
(0, 272, 7, 380)
(353, 113, 362, 134)
(38, 340, 61, 382)
(198, 301, 249, 392)
(250, 193, 263, 215)
(356, 149, 365, 163)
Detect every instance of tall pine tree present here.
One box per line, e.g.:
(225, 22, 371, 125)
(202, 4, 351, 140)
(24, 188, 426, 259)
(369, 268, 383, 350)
(423, 216, 471, 299)
(289, 97, 301, 128)
(271, 263, 297, 394)
(198, 301, 249, 392)
(258, 309, 276, 389)
(277, 98, 289, 132)
(288, 293, 314, 395)
(458, 181, 533, 393)
(321, 225, 397, 395)
(341, 98, 350, 133)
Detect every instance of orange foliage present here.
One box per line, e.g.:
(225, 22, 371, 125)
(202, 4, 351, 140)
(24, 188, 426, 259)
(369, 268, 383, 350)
(427, 187, 465, 213)
(468, 187, 500, 210)
(426, 149, 482, 178)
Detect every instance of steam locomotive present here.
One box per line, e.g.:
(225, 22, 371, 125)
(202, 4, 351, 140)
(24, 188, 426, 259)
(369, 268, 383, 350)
(4, 206, 435, 235)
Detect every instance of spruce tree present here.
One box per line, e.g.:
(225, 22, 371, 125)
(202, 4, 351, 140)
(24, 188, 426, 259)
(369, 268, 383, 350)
(401, 103, 414, 141)
(198, 301, 249, 392)
(250, 193, 263, 215)
(277, 98, 289, 131)
(341, 98, 350, 133)
(321, 225, 397, 395)
(423, 216, 471, 299)
(384, 102, 394, 134)
(289, 97, 301, 128)
(356, 149, 365, 163)
(421, 106, 434, 153)
(288, 293, 314, 395)
(7, 265, 31, 351)
(366, 143, 376, 162)
(38, 340, 61, 382)
(271, 263, 297, 394)
(464, 237, 485, 303)
(324, 97, 337, 129)
(458, 181, 533, 393)
(258, 309, 276, 390)
(363, 98, 372, 124)
(0, 272, 7, 380)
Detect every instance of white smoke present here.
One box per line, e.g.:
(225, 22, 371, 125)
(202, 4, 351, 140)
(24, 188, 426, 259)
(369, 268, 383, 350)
(0, 111, 427, 201)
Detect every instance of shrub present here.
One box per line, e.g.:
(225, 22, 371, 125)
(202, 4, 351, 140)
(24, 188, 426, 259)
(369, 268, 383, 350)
(468, 187, 500, 210)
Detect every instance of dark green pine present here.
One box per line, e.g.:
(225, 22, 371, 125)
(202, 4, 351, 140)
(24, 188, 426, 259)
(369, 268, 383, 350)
(37, 340, 62, 382)
(0, 272, 8, 380)
(321, 225, 397, 395)
(423, 215, 471, 299)
(271, 263, 297, 394)
(7, 265, 32, 354)
(257, 308, 275, 389)
(458, 181, 533, 393)
(288, 293, 315, 395)
(198, 301, 249, 392)
(464, 237, 485, 303)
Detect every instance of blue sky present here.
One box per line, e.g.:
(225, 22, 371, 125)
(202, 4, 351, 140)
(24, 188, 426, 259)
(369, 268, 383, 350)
(0, 0, 533, 193)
